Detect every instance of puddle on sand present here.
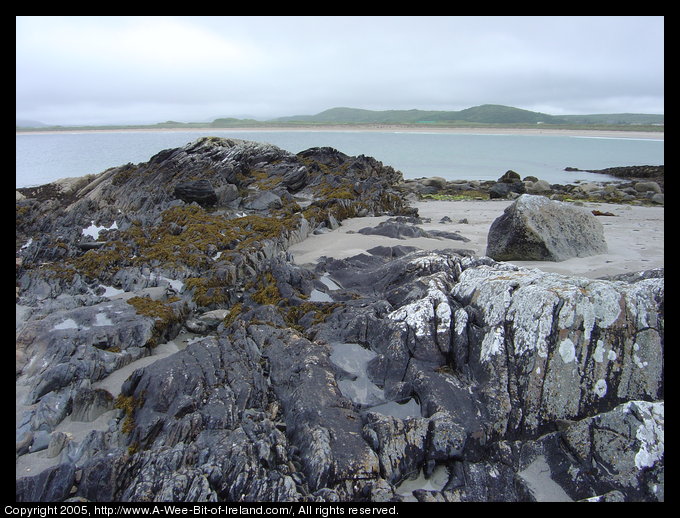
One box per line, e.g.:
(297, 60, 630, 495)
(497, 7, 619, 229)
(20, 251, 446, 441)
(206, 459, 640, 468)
(309, 289, 334, 302)
(329, 342, 421, 417)
(396, 464, 450, 501)
(368, 399, 421, 419)
(320, 274, 341, 291)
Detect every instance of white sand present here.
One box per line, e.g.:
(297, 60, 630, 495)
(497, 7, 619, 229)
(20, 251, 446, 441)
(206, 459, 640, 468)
(288, 199, 664, 279)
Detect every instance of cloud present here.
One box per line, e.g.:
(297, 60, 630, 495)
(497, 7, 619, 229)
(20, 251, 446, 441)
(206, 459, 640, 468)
(16, 16, 664, 125)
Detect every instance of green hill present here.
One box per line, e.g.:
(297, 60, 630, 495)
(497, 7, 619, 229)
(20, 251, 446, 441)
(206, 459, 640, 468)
(272, 104, 566, 125)
(16, 105, 664, 132)
(271, 104, 663, 126)
(439, 104, 566, 124)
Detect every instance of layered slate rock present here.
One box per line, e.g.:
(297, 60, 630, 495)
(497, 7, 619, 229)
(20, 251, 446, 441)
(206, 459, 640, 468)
(486, 194, 608, 261)
(16, 139, 663, 502)
(174, 179, 218, 207)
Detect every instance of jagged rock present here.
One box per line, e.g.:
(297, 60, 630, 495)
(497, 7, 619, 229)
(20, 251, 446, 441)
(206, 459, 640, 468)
(498, 170, 521, 183)
(15, 462, 76, 502)
(15, 297, 182, 404)
(215, 183, 239, 205)
(174, 179, 218, 206)
(71, 388, 115, 422)
(243, 190, 283, 211)
(15, 138, 663, 502)
(357, 218, 470, 242)
(486, 194, 608, 261)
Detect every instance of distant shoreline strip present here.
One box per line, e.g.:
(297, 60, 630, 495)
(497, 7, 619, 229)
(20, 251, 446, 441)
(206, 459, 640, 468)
(16, 125, 664, 141)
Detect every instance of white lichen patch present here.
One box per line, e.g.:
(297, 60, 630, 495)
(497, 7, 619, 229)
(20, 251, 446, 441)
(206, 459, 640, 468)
(593, 340, 605, 363)
(594, 379, 607, 398)
(388, 273, 451, 338)
(624, 401, 664, 469)
(507, 284, 559, 358)
(480, 325, 504, 362)
(558, 338, 576, 364)
(623, 279, 664, 330)
(453, 307, 468, 337)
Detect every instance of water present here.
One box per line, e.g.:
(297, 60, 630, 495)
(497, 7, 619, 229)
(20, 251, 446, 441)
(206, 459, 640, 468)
(329, 342, 422, 418)
(16, 129, 664, 188)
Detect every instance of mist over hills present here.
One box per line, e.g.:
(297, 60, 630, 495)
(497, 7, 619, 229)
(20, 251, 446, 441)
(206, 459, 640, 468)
(17, 104, 664, 129)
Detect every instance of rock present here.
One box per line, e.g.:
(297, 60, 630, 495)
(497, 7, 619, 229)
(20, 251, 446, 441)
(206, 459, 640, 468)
(174, 179, 218, 206)
(524, 179, 551, 194)
(488, 181, 525, 199)
(215, 183, 239, 205)
(574, 182, 600, 194)
(421, 177, 448, 189)
(244, 190, 283, 211)
(71, 388, 115, 422)
(635, 181, 662, 193)
(16, 463, 77, 502)
(357, 218, 469, 242)
(486, 194, 608, 261)
(498, 170, 521, 183)
(46, 431, 71, 458)
(358, 220, 429, 239)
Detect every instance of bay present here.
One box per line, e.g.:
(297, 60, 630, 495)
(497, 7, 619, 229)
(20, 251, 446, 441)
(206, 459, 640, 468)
(15, 129, 664, 188)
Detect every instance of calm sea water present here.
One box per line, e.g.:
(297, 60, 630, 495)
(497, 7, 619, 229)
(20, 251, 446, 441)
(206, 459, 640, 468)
(15, 130, 664, 188)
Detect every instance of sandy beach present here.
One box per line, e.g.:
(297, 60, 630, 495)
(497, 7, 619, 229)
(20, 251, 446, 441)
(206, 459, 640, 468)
(288, 199, 664, 279)
(16, 125, 664, 140)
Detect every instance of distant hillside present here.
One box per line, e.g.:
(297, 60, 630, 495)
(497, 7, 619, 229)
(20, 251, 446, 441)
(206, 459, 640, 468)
(271, 104, 663, 126)
(560, 113, 665, 125)
(16, 104, 664, 132)
(16, 119, 48, 128)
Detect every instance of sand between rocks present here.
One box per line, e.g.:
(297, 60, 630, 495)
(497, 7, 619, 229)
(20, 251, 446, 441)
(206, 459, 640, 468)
(288, 199, 664, 279)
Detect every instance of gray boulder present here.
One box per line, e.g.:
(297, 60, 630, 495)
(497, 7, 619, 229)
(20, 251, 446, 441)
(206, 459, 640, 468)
(243, 190, 283, 211)
(486, 194, 607, 261)
(634, 181, 662, 193)
(524, 179, 552, 194)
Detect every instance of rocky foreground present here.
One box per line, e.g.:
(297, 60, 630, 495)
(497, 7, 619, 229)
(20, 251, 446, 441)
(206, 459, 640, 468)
(16, 137, 663, 502)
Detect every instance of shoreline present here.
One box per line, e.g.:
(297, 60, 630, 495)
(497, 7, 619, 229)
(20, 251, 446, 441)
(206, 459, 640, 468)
(16, 125, 664, 140)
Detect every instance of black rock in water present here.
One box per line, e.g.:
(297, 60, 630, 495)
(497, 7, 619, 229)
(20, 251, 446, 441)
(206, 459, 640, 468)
(15, 137, 663, 502)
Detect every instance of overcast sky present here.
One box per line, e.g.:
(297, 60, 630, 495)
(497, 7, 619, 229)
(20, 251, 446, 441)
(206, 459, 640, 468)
(16, 16, 664, 126)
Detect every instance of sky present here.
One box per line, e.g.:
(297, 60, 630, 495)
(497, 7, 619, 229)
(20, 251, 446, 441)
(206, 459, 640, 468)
(16, 16, 664, 126)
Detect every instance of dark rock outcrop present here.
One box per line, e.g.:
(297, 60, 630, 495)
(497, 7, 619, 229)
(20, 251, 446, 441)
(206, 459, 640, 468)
(174, 179, 218, 207)
(15, 138, 663, 502)
(357, 217, 469, 242)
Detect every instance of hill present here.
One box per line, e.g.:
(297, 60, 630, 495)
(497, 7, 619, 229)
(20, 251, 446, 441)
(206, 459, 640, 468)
(15, 105, 664, 132)
(16, 119, 48, 128)
(271, 104, 663, 126)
